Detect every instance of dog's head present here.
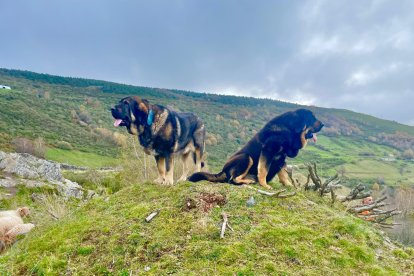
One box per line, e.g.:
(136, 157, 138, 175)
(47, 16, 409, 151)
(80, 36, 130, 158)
(287, 109, 324, 146)
(18, 207, 30, 217)
(111, 96, 151, 135)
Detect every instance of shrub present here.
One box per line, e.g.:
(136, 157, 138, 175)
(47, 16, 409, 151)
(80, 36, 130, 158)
(33, 137, 47, 158)
(56, 141, 73, 150)
(12, 137, 34, 155)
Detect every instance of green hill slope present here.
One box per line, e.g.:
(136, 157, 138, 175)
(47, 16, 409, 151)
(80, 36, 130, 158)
(1, 68, 414, 274)
(1, 68, 414, 185)
(1, 182, 413, 275)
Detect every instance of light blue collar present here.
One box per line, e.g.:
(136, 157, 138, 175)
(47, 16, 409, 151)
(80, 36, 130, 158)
(147, 109, 154, 126)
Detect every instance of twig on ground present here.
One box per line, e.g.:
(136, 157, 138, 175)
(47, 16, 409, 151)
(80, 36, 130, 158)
(145, 209, 160, 222)
(244, 185, 296, 198)
(220, 212, 228, 239)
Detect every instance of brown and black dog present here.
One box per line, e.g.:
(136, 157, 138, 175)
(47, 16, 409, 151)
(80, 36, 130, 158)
(188, 109, 323, 189)
(111, 96, 205, 185)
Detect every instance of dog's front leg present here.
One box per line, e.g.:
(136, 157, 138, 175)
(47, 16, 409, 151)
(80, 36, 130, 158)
(257, 151, 273, 190)
(154, 156, 166, 184)
(277, 164, 293, 187)
(164, 154, 174, 185)
(258, 137, 285, 189)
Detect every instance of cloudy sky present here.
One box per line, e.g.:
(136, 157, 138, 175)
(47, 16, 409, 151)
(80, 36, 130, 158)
(1, 0, 414, 125)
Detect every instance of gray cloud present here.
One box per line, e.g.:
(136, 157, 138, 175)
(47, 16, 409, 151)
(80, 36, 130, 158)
(1, 0, 413, 125)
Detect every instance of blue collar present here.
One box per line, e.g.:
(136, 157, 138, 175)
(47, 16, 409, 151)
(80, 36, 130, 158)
(147, 109, 154, 126)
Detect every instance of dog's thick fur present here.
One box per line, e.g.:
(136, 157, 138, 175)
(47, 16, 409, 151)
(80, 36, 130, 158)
(188, 109, 323, 189)
(0, 223, 35, 253)
(0, 207, 30, 219)
(112, 96, 206, 185)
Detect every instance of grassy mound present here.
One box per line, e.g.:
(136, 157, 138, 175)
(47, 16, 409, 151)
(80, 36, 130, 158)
(1, 181, 413, 275)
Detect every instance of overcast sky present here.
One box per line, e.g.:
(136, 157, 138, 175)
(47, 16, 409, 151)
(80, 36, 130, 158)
(1, 0, 414, 125)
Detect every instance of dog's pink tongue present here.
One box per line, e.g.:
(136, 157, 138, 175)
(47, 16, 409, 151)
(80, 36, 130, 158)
(312, 133, 317, 143)
(114, 119, 122, 127)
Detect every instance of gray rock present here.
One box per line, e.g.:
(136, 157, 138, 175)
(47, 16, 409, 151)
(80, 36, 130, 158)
(0, 151, 84, 198)
(246, 196, 256, 207)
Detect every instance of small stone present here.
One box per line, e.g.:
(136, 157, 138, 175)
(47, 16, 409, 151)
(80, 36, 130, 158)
(246, 196, 256, 207)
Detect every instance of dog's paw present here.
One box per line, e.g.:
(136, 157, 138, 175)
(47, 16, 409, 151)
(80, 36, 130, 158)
(164, 179, 174, 185)
(260, 183, 273, 190)
(177, 176, 188, 182)
(154, 177, 165, 185)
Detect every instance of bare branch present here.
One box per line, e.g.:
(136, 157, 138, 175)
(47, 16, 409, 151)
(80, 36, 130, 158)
(243, 185, 296, 198)
(220, 212, 228, 239)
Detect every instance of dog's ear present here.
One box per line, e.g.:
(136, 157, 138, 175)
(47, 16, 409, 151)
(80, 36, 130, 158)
(129, 97, 149, 114)
(139, 99, 150, 114)
(287, 109, 315, 133)
(286, 111, 306, 133)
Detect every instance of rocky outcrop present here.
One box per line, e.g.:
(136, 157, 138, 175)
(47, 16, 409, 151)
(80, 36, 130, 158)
(0, 151, 84, 198)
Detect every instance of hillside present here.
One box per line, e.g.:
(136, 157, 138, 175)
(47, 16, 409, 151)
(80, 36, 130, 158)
(1, 68, 414, 185)
(1, 180, 414, 275)
(1, 69, 414, 274)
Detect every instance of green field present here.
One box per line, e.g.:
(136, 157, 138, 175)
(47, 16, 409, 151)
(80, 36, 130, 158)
(46, 148, 118, 168)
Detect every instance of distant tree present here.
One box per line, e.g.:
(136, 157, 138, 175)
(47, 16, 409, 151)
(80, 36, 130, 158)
(33, 137, 46, 158)
(377, 176, 385, 185)
(337, 166, 346, 177)
(43, 91, 51, 100)
(12, 137, 34, 155)
(56, 141, 73, 150)
(402, 149, 414, 160)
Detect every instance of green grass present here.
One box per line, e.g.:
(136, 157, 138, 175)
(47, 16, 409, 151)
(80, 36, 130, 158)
(46, 148, 118, 168)
(1, 181, 413, 275)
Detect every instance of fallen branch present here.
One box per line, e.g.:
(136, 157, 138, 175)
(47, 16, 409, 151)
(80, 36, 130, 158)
(47, 210, 59, 220)
(286, 166, 299, 188)
(220, 213, 228, 239)
(145, 210, 160, 222)
(375, 210, 402, 223)
(330, 188, 337, 205)
(340, 184, 371, 202)
(305, 162, 322, 191)
(350, 203, 388, 214)
(379, 222, 402, 227)
(244, 185, 296, 198)
(320, 174, 339, 196)
(348, 196, 388, 213)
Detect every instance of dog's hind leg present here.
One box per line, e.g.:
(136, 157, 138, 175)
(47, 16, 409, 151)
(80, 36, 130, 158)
(154, 156, 166, 184)
(222, 154, 252, 185)
(178, 152, 191, 182)
(233, 156, 255, 184)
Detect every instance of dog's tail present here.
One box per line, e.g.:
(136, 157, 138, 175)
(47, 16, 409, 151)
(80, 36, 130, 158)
(188, 171, 227, 183)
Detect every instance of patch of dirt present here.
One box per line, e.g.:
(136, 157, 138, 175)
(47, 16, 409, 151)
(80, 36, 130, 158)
(183, 197, 198, 211)
(184, 192, 227, 213)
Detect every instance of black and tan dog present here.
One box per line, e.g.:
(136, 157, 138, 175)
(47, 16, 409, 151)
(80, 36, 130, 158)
(188, 109, 323, 189)
(111, 96, 205, 185)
